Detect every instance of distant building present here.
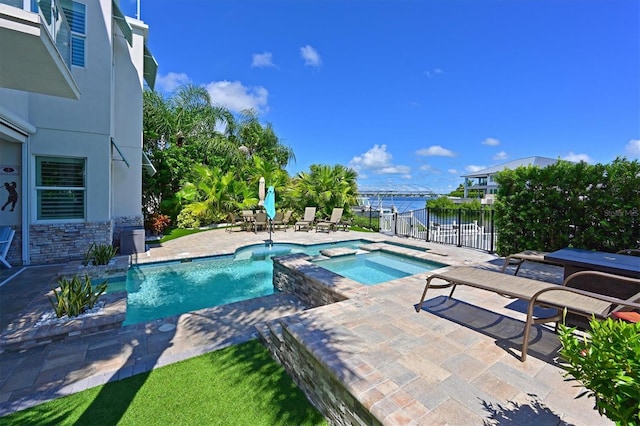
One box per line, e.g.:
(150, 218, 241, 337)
(461, 157, 560, 199)
(0, 0, 157, 265)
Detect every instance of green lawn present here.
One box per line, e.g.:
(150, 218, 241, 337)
(2, 340, 327, 426)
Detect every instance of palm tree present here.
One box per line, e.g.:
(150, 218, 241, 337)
(292, 164, 358, 218)
(234, 110, 295, 168)
(175, 165, 258, 227)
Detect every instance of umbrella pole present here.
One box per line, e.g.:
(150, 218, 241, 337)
(268, 219, 273, 246)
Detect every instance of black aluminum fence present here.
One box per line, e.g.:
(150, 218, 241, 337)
(379, 207, 497, 252)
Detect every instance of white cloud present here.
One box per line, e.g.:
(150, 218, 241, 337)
(300, 45, 322, 67)
(416, 145, 456, 157)
(465, 165, 485, 173)
(424, 68, 443, 78)
(448, 169, 458, 174)
(349, 144, 411, 176)
(625, 139, 640, 158)
(156, 72, 191, 93)
(493, 151, 508, 161)
(204, 81, 268, 113)
(563, 152, 593, 163)
(251, 52, 275, 68)
(482, 137, 500, 146)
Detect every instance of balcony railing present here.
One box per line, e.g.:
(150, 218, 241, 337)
(1, 0, 71, 68)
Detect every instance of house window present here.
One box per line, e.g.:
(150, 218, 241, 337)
(63, 1, 86, 67)
(36, 156, 86, 220)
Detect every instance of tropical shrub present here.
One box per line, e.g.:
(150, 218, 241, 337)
(145, 213, 171, 236)
(83, 243, 118, 266)
(558, 317, 640, 425)
(351, 215, 379, 232)
(49, 275, 108, 318)
(176, 205, 207, 229)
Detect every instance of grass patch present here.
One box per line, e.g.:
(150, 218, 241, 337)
(349, 226, 376, 233)
(146, 227, 204, 244)
(2, 340, 327, 426)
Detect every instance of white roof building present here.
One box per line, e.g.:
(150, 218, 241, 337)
(460, 156, 560, 198)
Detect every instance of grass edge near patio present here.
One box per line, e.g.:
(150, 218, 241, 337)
(1, 340, 327, 425)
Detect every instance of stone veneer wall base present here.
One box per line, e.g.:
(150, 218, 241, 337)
(267, 254, 382, 425)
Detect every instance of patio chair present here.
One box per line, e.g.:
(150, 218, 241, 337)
(315, 208, 344, 233)
(253, 211, 268, 233)
(241, 210, 255, 232)
(0, 226, 15, 268)
(415, 266, 640, 361)
(500, 250, 562, 276)
(617, 248, 640, 256)
(294, 207, 316, 232)
(273, 210, 293, 231)
(337, 217, 352, 231)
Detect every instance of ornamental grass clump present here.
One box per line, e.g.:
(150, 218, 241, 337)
(558, 316, 640, 425)
(49, 275, 108, 318)
(83, 242, 118, 266)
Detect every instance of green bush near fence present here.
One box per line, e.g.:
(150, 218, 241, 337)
(494, 157, 640, 256)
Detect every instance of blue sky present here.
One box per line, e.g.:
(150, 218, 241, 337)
(122, 0, 639, 194)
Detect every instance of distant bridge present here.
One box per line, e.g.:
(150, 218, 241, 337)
(357, 184, 440, 199)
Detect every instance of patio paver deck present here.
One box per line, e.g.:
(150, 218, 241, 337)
(0, 227, 611, 424)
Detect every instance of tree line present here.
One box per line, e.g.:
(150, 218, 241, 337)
(142, 85, 358, 230)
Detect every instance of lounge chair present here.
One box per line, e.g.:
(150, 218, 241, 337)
(500, 250, 561, 276)
(273, 210, 292, 231)
(253, 211, 268, 233)
(415, 266, 640, 361)
(0, 226, 15, 268)
(294, 207, 316, 231)
(315, 208, 344, 233)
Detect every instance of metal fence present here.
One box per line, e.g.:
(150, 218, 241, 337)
(379, 207, 497, 252)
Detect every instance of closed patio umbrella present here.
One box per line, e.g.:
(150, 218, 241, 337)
(264, 185, 276, 243)
(258, 177, 265, 206)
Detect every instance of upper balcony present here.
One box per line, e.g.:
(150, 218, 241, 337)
(0, 0, 80, 99)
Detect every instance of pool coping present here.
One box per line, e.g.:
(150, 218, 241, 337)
(0, 239, 389, 353)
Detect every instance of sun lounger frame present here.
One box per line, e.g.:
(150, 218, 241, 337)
(416, 266, 640, 361)
(500, 250, 562, 276)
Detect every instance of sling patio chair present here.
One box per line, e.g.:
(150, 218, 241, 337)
(273, 210, 293, 231)
(500, 250, 562, 276)
(415, 266, 640, 361)
(294, 207, 317, 232)
(315, 208, 344, 233)
(0, 226, 15, 268)
(253, 211, 268, 233)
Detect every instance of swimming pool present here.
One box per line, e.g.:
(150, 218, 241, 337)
(313, 252, 446, 285)
(118, 240, 371, 325)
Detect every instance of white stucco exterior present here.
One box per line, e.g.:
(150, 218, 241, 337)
(0, 0, 156, 265)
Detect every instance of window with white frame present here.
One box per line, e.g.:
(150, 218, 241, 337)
(62, 1, 86, 67)
(36, 156, 86, 220)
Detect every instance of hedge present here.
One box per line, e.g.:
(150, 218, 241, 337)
(494, 157, 639, 256)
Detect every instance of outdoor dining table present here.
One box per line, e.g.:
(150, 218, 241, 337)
(241, 212, 256, 231)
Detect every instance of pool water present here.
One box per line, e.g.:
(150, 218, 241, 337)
(313, 252, 445, 285)
(119, 240, 371, 325)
